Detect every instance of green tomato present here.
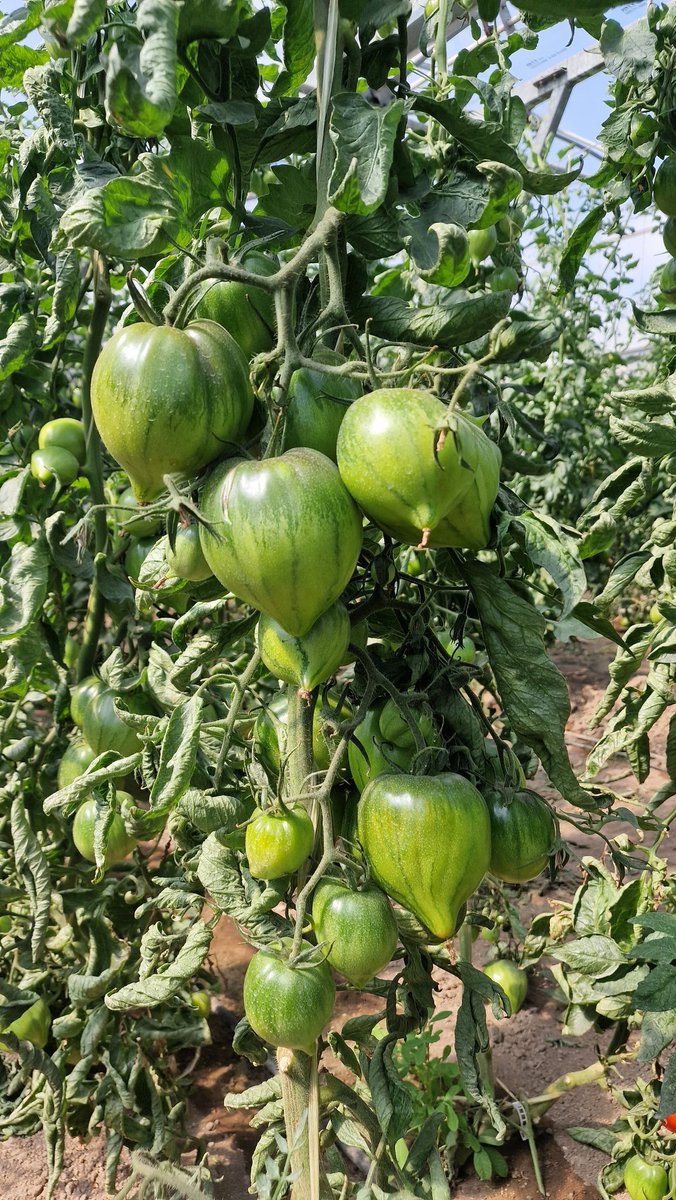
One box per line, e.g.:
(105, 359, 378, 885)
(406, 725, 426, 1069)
(649, 603, 663, 624)
(70, 676, 106, 730)
(281, 349, 362, 463)
(336, 389, 479, 545)
(257, 602, 350, 691)
(38, 417, 86, 465)
(194, 250, 277, 359)
(91, 321, 254, 502)
(57, 740, 96, 789)
(243, 941, 335, 1053)
(312, 879, 398, 987)
(436, 631, 476, 662)
(0, 997, 51, 1049)
(82, 687, 149, 757)
(348, 703, 419, 793)
(245, 804, 314, 880)
(125, 537, 155, 582)
(253, 692, 289, 779)
(467, 226, 497, 265)
(72, 793, 137, 869)
(485, 789, 557, 884)
(386, 421, 501, 551)
(190, 990, 211, 1019)
(654, 156, 676, 219)
(200, 449, 363, 637)
(623, 1154, 668, 1200)
(357, 773, 491, 939)
(660, 258, 676, 301)
(117, 487, 163, 537)
(31, 446, 80, 486)
(483, 960, 528, 1014)
(64, 635, 79, 668)
(0, 916, 11, 934)
(664, 218, 676, 258)
(166, 526, 213, 582)
(313, 693, 353, 776)
(378, 698, 436, 751)
(489, 266, 520, 293)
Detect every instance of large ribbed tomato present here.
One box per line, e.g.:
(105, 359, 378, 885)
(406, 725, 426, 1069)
(484, 789, 557, 884)
(357, 772, 491, 939)
(311, 878, 398, 986)
(199, 448, 363, 636)
(91, 320, 254, 501)
(245, 804, 314, 880)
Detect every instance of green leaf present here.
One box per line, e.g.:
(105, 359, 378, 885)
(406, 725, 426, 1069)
(105, 0, 178, 139)
(505, 511, 586, 618)
(464, 561, 597, 809)
(566, 1127, 617, 1154)
(272, 0, 315, 97)
(413, 95, 581, 195)
(558, 205, 605, 293)
(634, 965, 676, 1013)
(657, 1053, 676, 1119)
(599, 18, 656, 86)
(0, 535, 50, 641)
(353, 290, 511, 349)
(633, 912, 676, 938)
(231, 1016, 269, 1066)
(638, 1010, 676, 1062)
(368, 1036, 415, 1145)
(58, 162, 183, 259)
(43, 751, 143, 814)
(612, 378, 676, 415)
(66, 0, 107, 44)
(23, 61, 77, 158)
(632, 305, 676, 337)
(609, 415, 676, 459)
(105, 922, 213, 1010)
(10, 793, 51, 964)
(43, 251, 81, 348)
(552, 935, 627, 976)
(594, 551, 652, 612)
(0, 41, 49, 88)
(197, 833, 286, 941)
(131, 697, 202, 835)
(328, 94, 405, 217)
(0, 315, 38, 381)
(0, 3, 43, 48)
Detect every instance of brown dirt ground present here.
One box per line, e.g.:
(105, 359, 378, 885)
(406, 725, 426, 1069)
(1, 637, 672, 1199)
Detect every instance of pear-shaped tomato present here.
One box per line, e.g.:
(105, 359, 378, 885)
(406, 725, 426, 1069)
(31, 446, 80, 486)
(623, 1155, 668, 1200)
(243, 940, 335, 1053)
(467, 225, 497, 265)
(245, 804, 314, 880)
(312, 879, 398, 986)
(379, 417, 501, 550)
(200, 448, 363, 636)
(485, 789, 557, 884)
(70, 676, 106, 730)
(281, 349, 362, 462)
(91, 320, 254, 502)
(194, 250, 277, 357)
(57, 740, 96, 789)
(357, 773, 491, 939)
(166, 525, 213, 582)
(337, 390, 480, 545)
(257, 603, 350, 691)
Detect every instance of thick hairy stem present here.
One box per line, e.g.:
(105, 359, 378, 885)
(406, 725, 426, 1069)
(277, 1049, 332, 1200)
(286, 687, 317, 800)
(77, 252, 111, 682)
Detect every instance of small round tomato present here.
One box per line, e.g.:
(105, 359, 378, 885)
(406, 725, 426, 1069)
(190, 990, 211, 1019)
(70, 676, 106, 730)
(72, 793, 137, 869)
(38, 418, 86, 465)
(245, 804, 314, 880)
(489, 266, 520, 293)
(243, 940, 335, 1052)
(57, 740, 97, 789)
(483, 960, 528, 1014)
(436, 630, 476, 663)
(0, 997, 51, 1049)
(194, 250, 278, 358)
(467, 225, 497, 265)
(31, 446, 80, 486)
(166, 525, 213, 582)
(117, 487, 163, 537)
(623, 1154, 668, 1200)
(0, 916, 11, 934)
(485, 788, 557, 884)
(257, 603, 350, 691)
(281, 349, 362, 463)
(311, 879, 398, 987)
(377, 698, 436, 752)
(664, 217, 676, 258)
(654, 156, 676, 219)
(125, 537, 155, 582)
(82, 687, 149, 757)
(649, 603, 663, 625)
(662, 1114, 676, 1134)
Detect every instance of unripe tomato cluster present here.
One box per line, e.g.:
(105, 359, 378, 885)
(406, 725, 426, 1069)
(82, 253, 560, 1054)
(31, 417, 86, 485)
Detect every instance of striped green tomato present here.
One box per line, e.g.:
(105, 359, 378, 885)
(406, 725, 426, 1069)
(257, 602, 350, 690)
(200, 448, 363, 636)
(91, 320, 254, 502)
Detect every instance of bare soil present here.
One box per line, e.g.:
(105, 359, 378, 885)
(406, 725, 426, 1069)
(1, 637, 671, 1199)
